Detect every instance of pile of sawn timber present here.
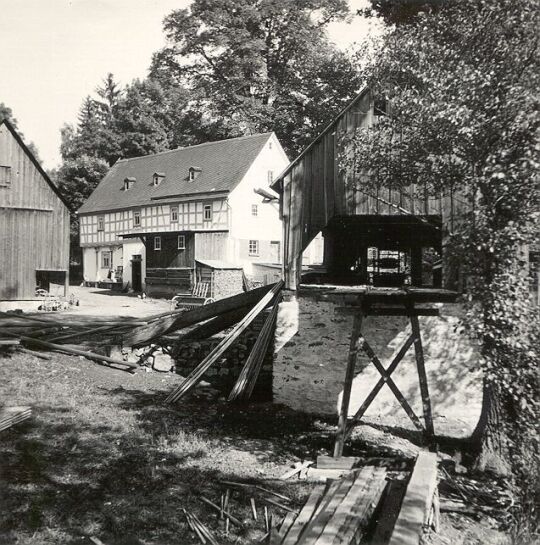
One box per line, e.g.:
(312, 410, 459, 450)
(272, 452, 439, 545)
(0, 282, 283, 402)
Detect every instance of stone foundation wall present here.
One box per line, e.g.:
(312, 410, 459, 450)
(171, 310, 273, 398)
(273, 292, 483, 434)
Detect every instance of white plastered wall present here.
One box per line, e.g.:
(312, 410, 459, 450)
(82, 245, 122, 282)
(122, 239, 146, 290)
(227, 133, 288, 274)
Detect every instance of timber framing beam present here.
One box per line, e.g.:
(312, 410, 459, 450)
(333, 297, 436, 457)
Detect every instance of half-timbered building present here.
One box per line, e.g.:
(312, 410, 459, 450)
(0, 119, 70, 307)
(78, 132, 288, 297)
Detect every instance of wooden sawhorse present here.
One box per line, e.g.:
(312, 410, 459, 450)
(334, 298, 439, 457)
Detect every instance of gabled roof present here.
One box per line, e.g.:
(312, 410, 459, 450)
(0, 119, 70, 210)
(271, 87, 369, 193)
(78, 132, 273, 214)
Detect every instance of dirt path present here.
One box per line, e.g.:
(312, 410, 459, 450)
(63, 286, 172, 318)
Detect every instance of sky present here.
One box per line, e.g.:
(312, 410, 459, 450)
(0, 0, 381, 169)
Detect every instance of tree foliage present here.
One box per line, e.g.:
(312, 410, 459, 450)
(363, 0, 455, 25)
(0, 102, 41, 160)
(150, 0, 362, 156)
(345, 0, 539, 491)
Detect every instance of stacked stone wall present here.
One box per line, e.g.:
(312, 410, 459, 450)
(273, 292, 482, 434)
(171, 309, 273, 398)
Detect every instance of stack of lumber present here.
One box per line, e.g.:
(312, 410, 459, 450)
(0, 283, 283, 400)
(272, 467, 388, 545)
(0, 406, 32, 432)
(275, 452, 439, 545)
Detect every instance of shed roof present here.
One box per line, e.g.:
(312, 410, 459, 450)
(196, 259, 243, 270)
(78, 132, 273, 214)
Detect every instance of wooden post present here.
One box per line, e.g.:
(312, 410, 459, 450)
(334, 312, 363, 457)
(411, 246, 423, 287)
(410, 312, 435, 443)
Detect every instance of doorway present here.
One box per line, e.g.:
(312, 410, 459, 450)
(131, 256, 142, 292)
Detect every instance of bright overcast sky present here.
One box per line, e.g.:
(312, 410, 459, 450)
(0, 0, 381, 169)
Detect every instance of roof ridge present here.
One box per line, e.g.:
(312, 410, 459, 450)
(116, 132, 273, 163)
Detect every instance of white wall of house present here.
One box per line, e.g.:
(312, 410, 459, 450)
(82, 245, 122, 283)
(122, 239, 146, 289)
(228, 133, 288, 273)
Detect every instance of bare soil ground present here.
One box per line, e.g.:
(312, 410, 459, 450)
(63, 286, 171, 318)
(0, 289, 511, 545)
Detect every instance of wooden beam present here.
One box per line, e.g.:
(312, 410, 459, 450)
(123, 283, 275, 346)
(410, 314, 435, 442)
(334, 313, 363, 457)
(345, 333, 416, 439)
(359, 336, 425, 433)
(388, 452, 439, 545)
(165, 282, 283, 403)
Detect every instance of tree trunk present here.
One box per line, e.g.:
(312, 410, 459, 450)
(472, 380, 512, 476)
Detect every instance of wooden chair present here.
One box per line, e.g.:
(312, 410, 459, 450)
(171, 282, 214, 310)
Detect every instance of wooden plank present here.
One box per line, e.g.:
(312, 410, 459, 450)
(321, 467, 387, 545)
(370, 479, 407, 545)
(334, 313, 363, 457)
(165, 282, 283, 403)
(410, 314, 435, 442)
(387, 452, 438, 545)
(173, 305, 252, 342)
(280, 461, 313, 480)
(282, 481, 337, 545)
(316, 456, 361, 470)
(19, 335, 138, 370)
(282, 481, 340, 545)
(123, 283, 275, 345)
(305, 468, 352, 481)
(296, 476, 355, 545)
(228, 296, 280, 402)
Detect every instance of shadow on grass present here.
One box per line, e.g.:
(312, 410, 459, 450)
(0, 385, 322, 545)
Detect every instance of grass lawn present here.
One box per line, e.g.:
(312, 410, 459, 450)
(0, 349, 510, 545)
(0, 350, 321, 545)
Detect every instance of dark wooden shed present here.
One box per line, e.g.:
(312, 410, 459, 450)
(272, 88, 469, 291)
(0, 120, 70, 302)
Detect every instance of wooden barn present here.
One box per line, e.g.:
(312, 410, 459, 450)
(0, 119, 70, 306)
(272, 87, 468, 291)
(271, 89, 481, 453)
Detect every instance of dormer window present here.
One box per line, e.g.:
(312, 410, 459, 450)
(124, 177, 136, 190)
(153, 172, 165, 186)
(188, 166, 202, 182)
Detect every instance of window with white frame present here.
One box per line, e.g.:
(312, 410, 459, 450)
(267, 170, 274, 184)
(189, 170, 195, 182)
(133, 210, 141, 227)
(171, 206, 179, 222)
(248, 240, 259, 256)
(97, 216, 104, 231)
(203, 204, 212, 221)
(178, 234, 186, 250)
(154, 236, 161, 251)
(251, 204, 258, 217)
(101, 251, 112, 269)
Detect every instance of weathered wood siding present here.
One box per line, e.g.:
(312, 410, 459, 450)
(278, 89, 469, 289)
(0, 122, 70, 300)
